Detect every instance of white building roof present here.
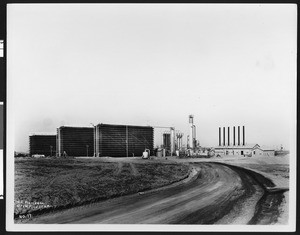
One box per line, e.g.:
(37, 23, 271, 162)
(58, 125, 94, 128)
(253, 145, 275, 151)
(29, 132, 56, 136)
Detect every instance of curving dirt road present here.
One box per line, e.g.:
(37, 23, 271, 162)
(28, 162, 271, 224)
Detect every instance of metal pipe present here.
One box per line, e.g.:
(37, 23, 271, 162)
(92, 125, 96, 157)
(96, 125, 99, 157)
(126, 125, 128, 157)
(95, 125, 98, 156)
(57, 128, 61, 157)
(56, 129, 59, 157)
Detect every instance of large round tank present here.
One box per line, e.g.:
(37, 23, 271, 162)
(156, 149, 163, 157)
(142, 151, 149, 159)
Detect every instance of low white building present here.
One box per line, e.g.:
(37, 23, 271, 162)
(214, 144, 274, 157)
(252, 144, 275, 156)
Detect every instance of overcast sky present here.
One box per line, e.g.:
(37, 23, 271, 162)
(8, 4, 297, 152)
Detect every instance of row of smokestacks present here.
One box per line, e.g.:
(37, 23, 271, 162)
(219, 126, 245, 146)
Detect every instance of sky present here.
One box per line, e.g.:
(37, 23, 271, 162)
(7, 4, 297, 152)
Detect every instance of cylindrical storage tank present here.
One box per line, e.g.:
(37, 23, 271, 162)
(142, 151, 148, 159)
(156, 149, 163, 157)
(170, 128, 175, 154)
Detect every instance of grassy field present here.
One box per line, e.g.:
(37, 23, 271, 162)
(229, 163, 289, 179)
(216, 155, 290, 182)
(14, 157, 190, 216)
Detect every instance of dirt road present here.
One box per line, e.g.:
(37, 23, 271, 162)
(28, 162, 268, 224)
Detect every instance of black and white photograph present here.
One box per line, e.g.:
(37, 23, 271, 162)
(6, 3, 297, 232)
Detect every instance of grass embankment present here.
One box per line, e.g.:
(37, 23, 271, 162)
(232, 163, 289, 179)
(15, 158, 189, 216)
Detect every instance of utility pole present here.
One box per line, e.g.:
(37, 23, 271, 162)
(90, 123, 96, 157)
(50, 145, 53, 157)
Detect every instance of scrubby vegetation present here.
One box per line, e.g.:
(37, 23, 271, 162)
(15, 158, 189, 216)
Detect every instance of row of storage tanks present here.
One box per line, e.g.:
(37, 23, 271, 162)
(29, 124, 154, 157)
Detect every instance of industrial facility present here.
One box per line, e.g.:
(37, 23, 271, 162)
(214, 126, 275, 156)
(56, 126, 94, 157)
(27, 115, 275, 158)
(94, 123, 154, 157)
(29, 133, 56, 157)
(28, 116, 196, 158)
(29, 124, 154, 158)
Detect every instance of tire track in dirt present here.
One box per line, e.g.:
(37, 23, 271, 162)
(129, 163, 139, 176)
(114, 162, 123, 175)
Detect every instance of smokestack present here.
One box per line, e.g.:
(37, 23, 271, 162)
(219, 127, 221, 146)
(228, 127, 230, 146)
(223, 127, 225, 146)
(238, 126, 240, 146)
(243, 126, 245, 146)
(233, 126, 235, 146)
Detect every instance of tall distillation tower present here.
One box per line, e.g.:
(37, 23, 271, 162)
(189, 115, 196, 150)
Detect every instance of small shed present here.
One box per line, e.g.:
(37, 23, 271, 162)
(252, 144, 264, 156)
